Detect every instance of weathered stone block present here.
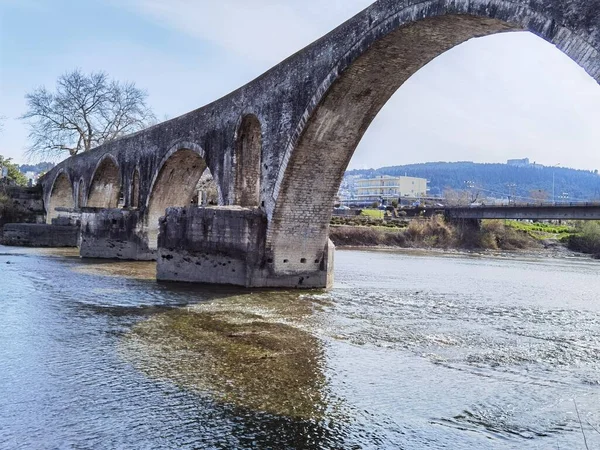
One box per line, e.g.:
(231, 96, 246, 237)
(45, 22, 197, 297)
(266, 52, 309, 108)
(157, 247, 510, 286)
(1, 223, 79, 247)
(51, 211, 81, 227)
(157, 206, 267, 286)
(80, 209, 155, 260)
(157, 206, 334, 288)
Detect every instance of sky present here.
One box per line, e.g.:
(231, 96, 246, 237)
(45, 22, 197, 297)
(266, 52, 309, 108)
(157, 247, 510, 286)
(1, 0, 600, 171)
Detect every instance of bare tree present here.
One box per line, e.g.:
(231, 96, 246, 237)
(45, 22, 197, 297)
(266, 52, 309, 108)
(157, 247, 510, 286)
(444, 188, 479, 207)
(0, 116, 5, 134)
(21, 70, 155, 159)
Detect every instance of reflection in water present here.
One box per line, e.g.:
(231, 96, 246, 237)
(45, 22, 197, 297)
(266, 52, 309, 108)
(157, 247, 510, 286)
(121, 293, 332, 420)
(0, 246, 599, 449)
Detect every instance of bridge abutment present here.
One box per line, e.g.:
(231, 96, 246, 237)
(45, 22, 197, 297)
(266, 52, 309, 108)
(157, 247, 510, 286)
(156, 207, 334, 289)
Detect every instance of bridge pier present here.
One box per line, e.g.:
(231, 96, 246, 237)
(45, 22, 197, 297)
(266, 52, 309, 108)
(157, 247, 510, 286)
(80, 209, 156, 260)
(156, 207, 334, 289)
(445, 216, 482, 229)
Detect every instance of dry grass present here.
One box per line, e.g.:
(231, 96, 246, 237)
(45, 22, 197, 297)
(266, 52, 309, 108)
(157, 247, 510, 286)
(481, 220, 538, 250)
(330, 217, 539, 251)
(404, 216, 455, 248)
(329, 226, 407, 247)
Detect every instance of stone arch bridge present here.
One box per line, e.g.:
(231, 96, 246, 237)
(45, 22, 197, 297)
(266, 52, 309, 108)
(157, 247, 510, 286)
(40, 0, 600, 288)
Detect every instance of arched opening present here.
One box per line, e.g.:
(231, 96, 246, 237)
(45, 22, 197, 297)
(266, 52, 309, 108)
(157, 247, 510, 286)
(87, 156, 122, 209)
(269, 8, 600, 274)
(146, 148, 219, 249)
(46, 172, 74, 224)
(131, 169, 140, 209)
(235, 114, 262, 207)
(77, 178, 85, 209)
(193, 168, 220, 207)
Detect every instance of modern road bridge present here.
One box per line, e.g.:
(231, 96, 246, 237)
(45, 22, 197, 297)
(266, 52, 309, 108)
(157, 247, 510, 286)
(444, 204, 600, 221)
(39, 0, 600, 288)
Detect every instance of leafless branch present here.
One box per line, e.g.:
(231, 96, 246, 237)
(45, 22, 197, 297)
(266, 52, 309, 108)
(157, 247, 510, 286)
(20, 69, 155, 160)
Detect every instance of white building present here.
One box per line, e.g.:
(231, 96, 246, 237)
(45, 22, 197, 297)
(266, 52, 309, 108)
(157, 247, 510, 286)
(355, 175, 428, 203)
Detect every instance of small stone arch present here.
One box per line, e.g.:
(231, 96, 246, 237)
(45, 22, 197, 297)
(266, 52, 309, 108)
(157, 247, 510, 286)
(145, 143, 221, 249)
(87, 154, 122, 209)
(234, 114, 263, 207)
(46, 171, 74, 224)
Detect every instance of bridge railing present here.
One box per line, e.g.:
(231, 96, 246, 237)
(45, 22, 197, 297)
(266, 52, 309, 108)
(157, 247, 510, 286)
(456, 201, 600, 209)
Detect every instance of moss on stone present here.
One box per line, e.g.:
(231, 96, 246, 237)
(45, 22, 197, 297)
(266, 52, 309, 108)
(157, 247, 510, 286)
(121, 293, 332, 420)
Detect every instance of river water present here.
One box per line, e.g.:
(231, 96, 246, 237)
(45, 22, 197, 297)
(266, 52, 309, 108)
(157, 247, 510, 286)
(0, 246, 599, 449)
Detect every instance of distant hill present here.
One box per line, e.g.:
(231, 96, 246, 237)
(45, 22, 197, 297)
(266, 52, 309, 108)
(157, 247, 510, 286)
(346, 162, 600, 202)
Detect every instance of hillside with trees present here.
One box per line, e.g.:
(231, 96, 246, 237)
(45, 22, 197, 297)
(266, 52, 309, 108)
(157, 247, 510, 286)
(346, 162, 600, 202)
(18, 162, 55, 175)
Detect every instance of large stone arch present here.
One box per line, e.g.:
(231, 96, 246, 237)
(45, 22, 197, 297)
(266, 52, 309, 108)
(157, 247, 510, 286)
(146, 143, 220, 249)
(45, 171, 74, 224)
(87, 155, 122, 209)
(234, 114, 263, 207)
(268, 0, 600, 274)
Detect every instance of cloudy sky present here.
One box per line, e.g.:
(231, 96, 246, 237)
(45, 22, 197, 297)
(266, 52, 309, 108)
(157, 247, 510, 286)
(1, 0, 600, 170)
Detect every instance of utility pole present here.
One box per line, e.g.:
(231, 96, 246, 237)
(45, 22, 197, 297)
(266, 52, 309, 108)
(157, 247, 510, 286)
(507, 183, 516, 205)
(552, 163, 561, 205)
(465, 180, 477, 203)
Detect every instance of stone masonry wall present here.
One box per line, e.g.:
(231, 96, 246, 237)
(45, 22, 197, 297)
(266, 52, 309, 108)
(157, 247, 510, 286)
(1, 224, 79, 247)
(80, 209, 155, 260)
(157, 206, 334, 289)
(157, 207, 267, 286)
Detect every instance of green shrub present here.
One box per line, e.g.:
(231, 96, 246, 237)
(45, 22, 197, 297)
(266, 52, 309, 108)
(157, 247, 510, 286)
(0, 193, 26, 232)
(505, 220, 573, 236)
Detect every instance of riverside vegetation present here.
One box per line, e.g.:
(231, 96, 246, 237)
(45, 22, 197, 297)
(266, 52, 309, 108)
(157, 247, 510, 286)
(330, 212, 600, 257)
(0, 192, 28, 235)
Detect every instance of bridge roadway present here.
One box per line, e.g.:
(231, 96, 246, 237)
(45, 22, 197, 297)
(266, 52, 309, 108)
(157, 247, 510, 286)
(443, 204, 600, 221)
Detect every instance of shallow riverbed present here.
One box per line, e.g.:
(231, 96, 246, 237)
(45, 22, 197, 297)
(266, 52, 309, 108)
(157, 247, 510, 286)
(0, 246, 598, 449)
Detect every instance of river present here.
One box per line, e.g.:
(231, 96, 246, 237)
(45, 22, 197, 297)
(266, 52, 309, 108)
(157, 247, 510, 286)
(0, 246, 598, 449)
